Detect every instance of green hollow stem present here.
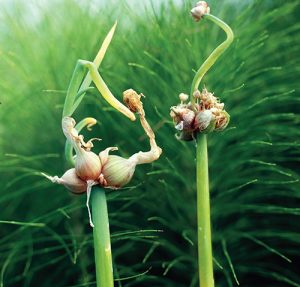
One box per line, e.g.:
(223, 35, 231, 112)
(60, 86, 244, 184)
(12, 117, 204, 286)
(190, 14, 234, 108)
(196, 133, 214, 287)
(91, 187, 114, 287)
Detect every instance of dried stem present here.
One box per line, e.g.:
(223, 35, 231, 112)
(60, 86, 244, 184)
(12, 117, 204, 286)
(123, 89, 162, 165)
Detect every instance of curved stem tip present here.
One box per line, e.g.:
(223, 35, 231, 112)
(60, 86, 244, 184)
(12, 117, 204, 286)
(191, 14, 234, 108)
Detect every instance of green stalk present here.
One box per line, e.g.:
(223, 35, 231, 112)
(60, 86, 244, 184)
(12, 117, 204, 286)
(190, 12, 234, 287)
(91, 187, 114, 287)
(196, 134, 214, 287)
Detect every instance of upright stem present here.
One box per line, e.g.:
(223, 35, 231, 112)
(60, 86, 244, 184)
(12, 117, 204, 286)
(189, 8, 233, 287)
(91, 187, 114, 287)
(196, 134, 214, 287)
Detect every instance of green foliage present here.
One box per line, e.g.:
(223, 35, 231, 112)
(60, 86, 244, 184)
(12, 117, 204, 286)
(0, 0, 299, 286)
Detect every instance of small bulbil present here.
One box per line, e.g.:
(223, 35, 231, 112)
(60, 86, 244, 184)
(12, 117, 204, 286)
(191, 1, 210, 21)
(179, 93, 189, 103)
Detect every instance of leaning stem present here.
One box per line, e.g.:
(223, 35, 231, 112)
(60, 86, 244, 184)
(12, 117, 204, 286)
(91, 187, 114, 287)
(191, 14, 234, 108)
(196, 134, 214, 287)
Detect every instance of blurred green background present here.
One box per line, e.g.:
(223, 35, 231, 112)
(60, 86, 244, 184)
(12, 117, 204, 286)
(0, 0, 299, 286)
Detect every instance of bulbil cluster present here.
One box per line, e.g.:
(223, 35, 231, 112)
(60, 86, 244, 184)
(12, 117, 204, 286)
(170, 89, 230, 141)
(44, 89, 161, 226)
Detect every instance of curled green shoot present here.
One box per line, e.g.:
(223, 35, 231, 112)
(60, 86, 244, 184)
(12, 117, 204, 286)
(78, 59, 136, 121)
(190, 14, 234, 109)
(62, 21, 135, 169)
(62, 22, 135, 121)
(63, 22, 116, 117)
(78, 21, 118, 95)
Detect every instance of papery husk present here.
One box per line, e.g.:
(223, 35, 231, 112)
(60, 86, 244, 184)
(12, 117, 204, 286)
(43, 168, 87, 194)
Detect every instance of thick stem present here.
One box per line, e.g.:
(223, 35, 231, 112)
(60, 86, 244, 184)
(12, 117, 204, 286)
(91, 187, 114, 287)
(196, 134, 214, 287)
(191, 14, 234, 108)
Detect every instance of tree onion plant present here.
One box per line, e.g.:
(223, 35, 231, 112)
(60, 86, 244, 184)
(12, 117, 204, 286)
(43, 23, 161, 287)
(170, 2, 234, 286)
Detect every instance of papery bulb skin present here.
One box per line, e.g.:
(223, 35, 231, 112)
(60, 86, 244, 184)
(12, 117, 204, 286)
(43, 168, 87, 194)
(170, 107, 195, 132)
(170, 105, 196, 141)
(61, 169, 87, 194)
(75, 150, 102, 181)
(101, 155, 136, 188)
